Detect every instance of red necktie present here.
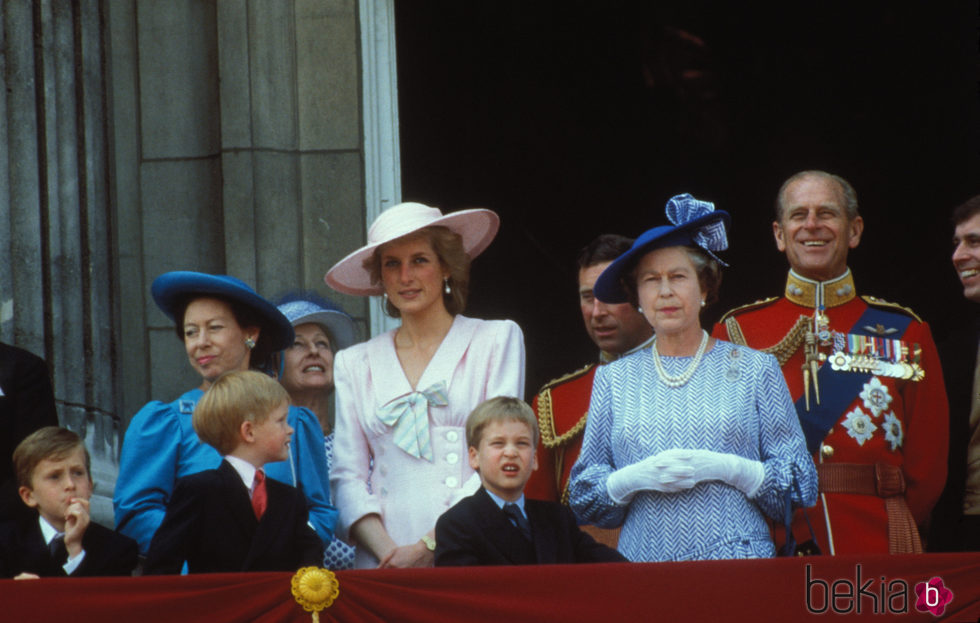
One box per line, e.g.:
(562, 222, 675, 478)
(251, 469, 267, 519)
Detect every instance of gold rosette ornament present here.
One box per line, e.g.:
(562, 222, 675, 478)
(291, 567, 339, 622)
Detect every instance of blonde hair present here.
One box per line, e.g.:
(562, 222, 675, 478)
(193, 370, 289, 455)
(466, 396, 539, 449)
(13, 427, 90, 489)
(363, 226, 471, 317)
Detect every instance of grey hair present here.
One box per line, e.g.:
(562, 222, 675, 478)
(775, 170, 859, 222)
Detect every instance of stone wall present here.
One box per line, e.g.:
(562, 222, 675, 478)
(1, 0, 378, 527)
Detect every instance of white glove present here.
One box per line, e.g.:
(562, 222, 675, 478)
(684, 449, 765, 498)
(605, 449, 698, 505)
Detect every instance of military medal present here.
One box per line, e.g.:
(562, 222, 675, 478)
(826, 333, 923, 380)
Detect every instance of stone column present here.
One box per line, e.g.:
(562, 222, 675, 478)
(1, 0, 119, 526)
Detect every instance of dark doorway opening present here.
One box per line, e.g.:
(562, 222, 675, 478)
(395, 1, 979, 397)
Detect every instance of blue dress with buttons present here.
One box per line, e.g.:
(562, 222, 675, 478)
(568, 341, 817, 562)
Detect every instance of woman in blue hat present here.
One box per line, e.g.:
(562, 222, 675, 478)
(113, 272, 338, 556)
(276, 292, 358, 569)
(567, 195, 817, 562)
(275, 292, 357, 436)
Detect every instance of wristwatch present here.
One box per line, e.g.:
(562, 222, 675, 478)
(420, 535, 436, 551)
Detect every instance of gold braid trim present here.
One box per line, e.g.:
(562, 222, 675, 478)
(861, 296, 923, 323)
(717, 296, 779, 324)
(726, 315, 810, 367)
(537, 387, 590, 449)
(724, 316, 748, 346)
(535, 364, 594, 450)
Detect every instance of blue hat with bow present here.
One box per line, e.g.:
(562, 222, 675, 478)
(593, 194, 730, 304)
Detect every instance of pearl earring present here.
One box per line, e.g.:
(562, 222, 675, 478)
(444, 278, 451, 295)
(637, 306, 643, 313)
(701, 300, 706, 307)
(245, 337, 256, 350)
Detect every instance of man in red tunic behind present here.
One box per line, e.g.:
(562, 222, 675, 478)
(526, 234, 653, 546)
(712, 170, 947, 554)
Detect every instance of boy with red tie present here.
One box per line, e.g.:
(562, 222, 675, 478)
(145, 370, 323, 573)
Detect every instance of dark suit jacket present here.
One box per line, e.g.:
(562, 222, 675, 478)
(144, 460, 324, 574)
(0, 343, 59, 523)
(930, 316, 980, 551)
(0, 516, 137, 577)
(434, 487, 627, 566)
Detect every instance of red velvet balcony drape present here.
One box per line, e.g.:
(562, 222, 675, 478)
(3, 553, 978, 622)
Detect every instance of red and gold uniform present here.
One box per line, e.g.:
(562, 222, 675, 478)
(527, 335, 652, 549)
(712, 270, 948, 554)
(527, 364, 597, 504)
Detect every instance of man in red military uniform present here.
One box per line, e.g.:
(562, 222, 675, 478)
(713, 170, 948, 554)
(526, 235, 653, 545)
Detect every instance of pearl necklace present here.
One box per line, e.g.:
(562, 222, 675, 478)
(651, 330, 709, 388)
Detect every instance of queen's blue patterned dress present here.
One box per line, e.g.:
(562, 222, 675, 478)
(568, 340, 817, 562)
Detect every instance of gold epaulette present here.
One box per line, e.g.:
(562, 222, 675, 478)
(861, 296, 923, 323)
(535, 363, 595, 450)
(717, 296, 780, 324)
(536, 363, 596, 393)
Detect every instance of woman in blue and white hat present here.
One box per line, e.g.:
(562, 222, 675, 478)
(113, 272, 338, 556)
(276, 292, 358, 570)
(567, 194, 817, 562)
(277, 291, 356, 570)
(276, 292, 357, 436)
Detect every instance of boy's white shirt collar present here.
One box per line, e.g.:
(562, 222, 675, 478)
(38, 514, 85, 573)
(483, 488, 527, 517)
(38, 515, 61, 544)
(224, 454, 259, 492)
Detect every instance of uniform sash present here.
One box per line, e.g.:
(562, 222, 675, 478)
(796, 307, 913, 452)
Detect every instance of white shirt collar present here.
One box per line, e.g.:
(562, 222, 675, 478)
(224, 455, 259, 492)
(38, 515, 62, 545)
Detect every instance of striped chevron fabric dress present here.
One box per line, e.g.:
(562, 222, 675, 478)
(568, 340, 817, 562)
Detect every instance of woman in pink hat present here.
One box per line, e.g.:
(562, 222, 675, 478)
(325, 202, 526, 568)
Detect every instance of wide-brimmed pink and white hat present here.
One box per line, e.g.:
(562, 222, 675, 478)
(324, 202, 500, 296)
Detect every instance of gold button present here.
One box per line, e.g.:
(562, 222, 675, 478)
(821, 444, 834, 458)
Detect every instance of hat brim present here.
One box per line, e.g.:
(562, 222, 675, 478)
(151, 271, 295, 351)
(288, 310, 357, 351)
(324, 208, 500, 296)
(594, 210, 730, 304)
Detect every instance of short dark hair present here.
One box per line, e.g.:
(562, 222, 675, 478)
(173, 294, 278, 373)
(13, 427, 90, 489)
(951, 194, 980, 226)
(775, 170, 859, 222)
(576, 234, 634, 270)
(620, 245, 723, 308)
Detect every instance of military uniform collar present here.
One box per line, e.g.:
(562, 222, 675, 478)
(599, 334, 655, 363)
(785, 269, 856, 308)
